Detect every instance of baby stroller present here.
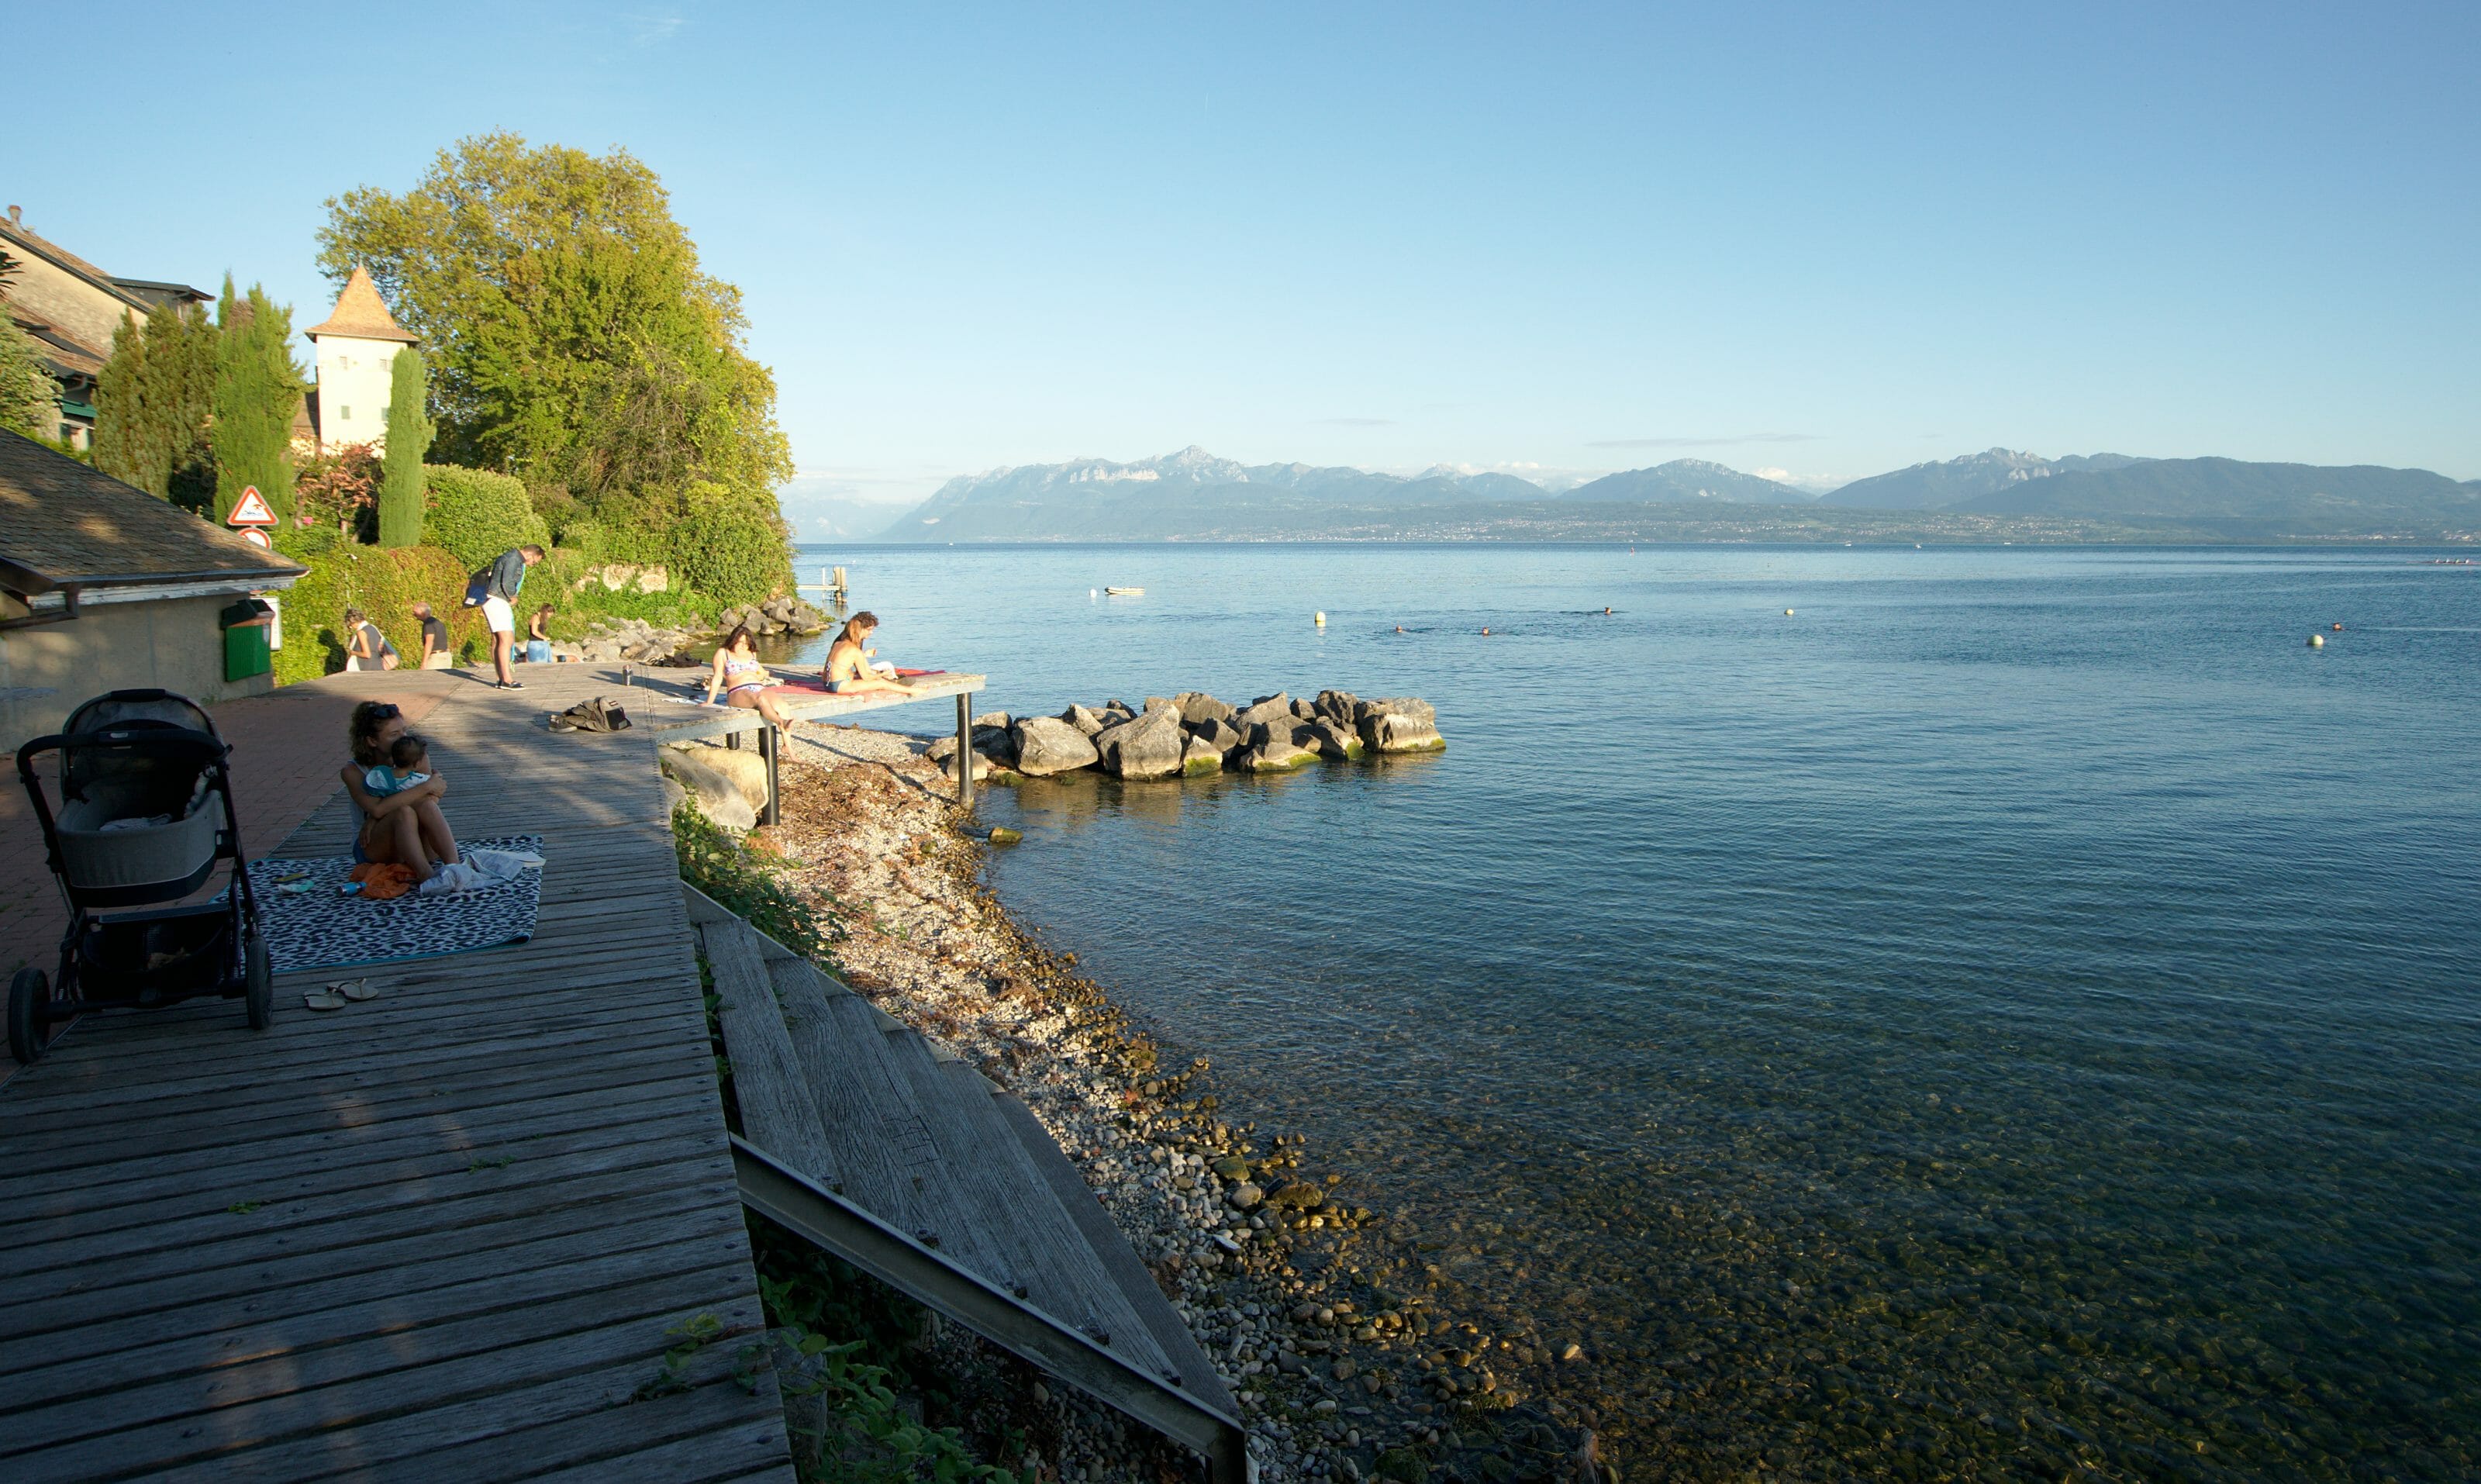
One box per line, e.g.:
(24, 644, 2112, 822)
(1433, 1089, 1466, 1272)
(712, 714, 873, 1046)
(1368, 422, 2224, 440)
(11, 689, 271, 1064)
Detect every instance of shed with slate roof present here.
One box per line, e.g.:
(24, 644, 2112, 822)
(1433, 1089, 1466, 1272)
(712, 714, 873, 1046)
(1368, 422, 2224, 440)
(0, 430, 305, 750)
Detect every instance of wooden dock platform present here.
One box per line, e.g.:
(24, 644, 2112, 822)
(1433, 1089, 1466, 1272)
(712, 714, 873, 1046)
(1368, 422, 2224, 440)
(0, 666, 795, 1482)
(2, 657, 1240, 1481)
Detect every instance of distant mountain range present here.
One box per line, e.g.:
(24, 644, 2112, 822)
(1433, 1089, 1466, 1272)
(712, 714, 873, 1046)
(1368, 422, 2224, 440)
(1560, 458, 1810, 505)
(1819, 448, 2153, 509)
(871, 444, 2481, 542)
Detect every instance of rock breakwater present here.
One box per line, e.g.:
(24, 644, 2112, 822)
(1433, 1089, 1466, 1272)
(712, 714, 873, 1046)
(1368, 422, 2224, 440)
(928, 690, 1446, 784)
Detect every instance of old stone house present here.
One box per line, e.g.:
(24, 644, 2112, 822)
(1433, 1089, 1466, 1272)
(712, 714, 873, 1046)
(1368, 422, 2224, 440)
(0, 205, 209, 450)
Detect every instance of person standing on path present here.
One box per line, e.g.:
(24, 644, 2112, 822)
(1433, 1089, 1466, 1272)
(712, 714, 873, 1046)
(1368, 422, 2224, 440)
(412, 601, 454, 670)
(478, 544, 543, 690)
(343, 608, 397, 671)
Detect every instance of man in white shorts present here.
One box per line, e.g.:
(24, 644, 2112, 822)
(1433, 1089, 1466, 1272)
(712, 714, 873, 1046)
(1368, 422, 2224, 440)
(478, 544, 544, 690)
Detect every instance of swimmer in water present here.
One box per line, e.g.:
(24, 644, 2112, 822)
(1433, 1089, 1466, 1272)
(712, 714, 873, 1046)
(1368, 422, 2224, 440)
(1481, 626, 1491, 635)
(1603, 606, 1612, 615)
(1394, 626, 1404, 633)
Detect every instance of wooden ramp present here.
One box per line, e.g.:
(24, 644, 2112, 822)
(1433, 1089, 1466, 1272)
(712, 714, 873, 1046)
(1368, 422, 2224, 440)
(0, 668, 793, 1482)
(685, 889, 1247, 1479)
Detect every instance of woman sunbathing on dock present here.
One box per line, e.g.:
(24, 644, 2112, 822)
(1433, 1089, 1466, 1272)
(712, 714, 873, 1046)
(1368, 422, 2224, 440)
(704, 625, 795, 731)
(822, 611, 914, 696)
(341, 701, 460, 886)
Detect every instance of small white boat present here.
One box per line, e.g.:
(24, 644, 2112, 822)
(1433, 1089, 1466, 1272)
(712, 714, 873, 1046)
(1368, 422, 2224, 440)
(1103, 586, 1144, 596)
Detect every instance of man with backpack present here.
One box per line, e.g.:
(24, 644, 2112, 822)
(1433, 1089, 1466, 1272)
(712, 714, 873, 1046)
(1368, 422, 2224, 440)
(469, 544, 544, 690)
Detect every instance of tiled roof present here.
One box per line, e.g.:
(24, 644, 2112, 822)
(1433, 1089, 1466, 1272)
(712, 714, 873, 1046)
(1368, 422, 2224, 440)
(0, 431, 306, 589)
(9, 312, 106, 377)
(304, 267, 416, 343)
(0, 219, 154, 318)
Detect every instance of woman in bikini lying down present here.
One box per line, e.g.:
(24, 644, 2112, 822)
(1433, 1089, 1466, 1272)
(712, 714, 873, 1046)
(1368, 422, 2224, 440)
(822, 611, 915, 696)
(704, 624, 795, 730)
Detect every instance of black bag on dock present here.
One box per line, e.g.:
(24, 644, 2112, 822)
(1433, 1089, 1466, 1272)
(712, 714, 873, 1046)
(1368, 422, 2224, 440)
(548, 697, 632, 733)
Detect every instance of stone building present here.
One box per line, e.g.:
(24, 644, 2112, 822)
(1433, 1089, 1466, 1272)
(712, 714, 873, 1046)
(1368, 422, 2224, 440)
(298, 266, 417, 456)
(0, 205, 208, 450)
(0, 430, 304, 751)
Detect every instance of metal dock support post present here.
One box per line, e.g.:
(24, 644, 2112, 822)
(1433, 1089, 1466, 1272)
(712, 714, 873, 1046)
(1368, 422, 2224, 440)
(954, 692, 975, 808)
(758, 722, 781, 827)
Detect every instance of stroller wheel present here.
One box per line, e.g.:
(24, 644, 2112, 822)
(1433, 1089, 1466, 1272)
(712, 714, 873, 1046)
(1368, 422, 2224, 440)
(9, 968, 50, 1065)
(243, 927, 273, 1031)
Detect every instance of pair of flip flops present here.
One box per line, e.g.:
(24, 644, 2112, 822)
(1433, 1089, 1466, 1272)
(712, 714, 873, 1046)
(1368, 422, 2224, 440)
(303, 978, 380, 1012)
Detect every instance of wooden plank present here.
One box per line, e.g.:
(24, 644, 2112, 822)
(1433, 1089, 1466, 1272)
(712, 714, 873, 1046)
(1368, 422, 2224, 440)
(2, 1195, 744, 1378)
(694, 909, 841, 1192)
(2, 1275, 769, 1483)
(1, 1230, 738, 1412)
(764, 955, 938, 1239)
(1, 1181, 740, 1346)
(983, 1074, 1239, 1410)
(0, 1081, 723, 1249)
(878, 1031, 1175, 1379)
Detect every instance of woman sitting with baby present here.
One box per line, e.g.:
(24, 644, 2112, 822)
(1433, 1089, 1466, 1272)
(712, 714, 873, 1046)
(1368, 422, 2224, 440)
(342, 700, 460, 887)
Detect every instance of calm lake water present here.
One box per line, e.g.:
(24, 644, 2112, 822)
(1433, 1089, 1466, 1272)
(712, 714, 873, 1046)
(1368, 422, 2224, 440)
(788, 543, 2480, 1480)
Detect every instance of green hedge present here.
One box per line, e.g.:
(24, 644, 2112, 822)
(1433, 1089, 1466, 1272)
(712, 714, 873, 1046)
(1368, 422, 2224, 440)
(423, 463, 550, 571)
(274, 544, 486, 685)
(675, 481, 794, 609)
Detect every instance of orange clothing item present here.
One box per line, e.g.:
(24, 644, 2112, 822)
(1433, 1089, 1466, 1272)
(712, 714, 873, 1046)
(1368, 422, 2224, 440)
(349, 862, 417, 900)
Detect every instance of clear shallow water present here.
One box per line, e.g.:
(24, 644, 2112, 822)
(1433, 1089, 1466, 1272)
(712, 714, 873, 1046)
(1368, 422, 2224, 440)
(791, 544, 2481, 1479)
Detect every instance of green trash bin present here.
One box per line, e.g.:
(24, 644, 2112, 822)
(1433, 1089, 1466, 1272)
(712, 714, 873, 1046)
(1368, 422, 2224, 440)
(221, 599, 274, 682)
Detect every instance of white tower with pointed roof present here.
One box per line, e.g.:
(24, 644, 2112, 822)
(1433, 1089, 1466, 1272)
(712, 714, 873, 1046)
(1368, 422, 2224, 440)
(302, 267, 417, 454)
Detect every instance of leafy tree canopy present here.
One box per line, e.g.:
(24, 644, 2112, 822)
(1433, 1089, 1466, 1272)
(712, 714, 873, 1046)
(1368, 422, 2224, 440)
(316, 133, 793, 526)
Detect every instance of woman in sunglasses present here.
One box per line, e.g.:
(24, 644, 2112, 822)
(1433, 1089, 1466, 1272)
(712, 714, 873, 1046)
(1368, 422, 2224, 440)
(341, 700, 461, 885)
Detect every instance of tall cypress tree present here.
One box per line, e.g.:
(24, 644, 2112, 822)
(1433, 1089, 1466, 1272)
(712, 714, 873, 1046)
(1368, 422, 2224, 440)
(378, 346, 431, 546)
(93, 312, 155, 488)
(211, 277, 304, 526)
(94, 301, 219, 507)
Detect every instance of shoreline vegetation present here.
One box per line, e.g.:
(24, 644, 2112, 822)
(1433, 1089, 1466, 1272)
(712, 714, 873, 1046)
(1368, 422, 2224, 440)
(675, 726, 1598, 1484)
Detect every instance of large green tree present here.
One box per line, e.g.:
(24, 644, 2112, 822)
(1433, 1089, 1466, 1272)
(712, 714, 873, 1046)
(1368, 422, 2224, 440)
(316, 133, 793, 540)
(210, 277, 305, 526)
(94, 299, 220, 508)
(378, 347, 431, 546)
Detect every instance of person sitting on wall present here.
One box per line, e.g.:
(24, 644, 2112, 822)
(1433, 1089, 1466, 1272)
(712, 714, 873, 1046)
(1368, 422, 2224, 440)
(822, 610, 914, 695)
(476, 544, 543, 691)
(341, 700, 460, 886)
(412, 601, 454, 670)
(525, 604, 555, 664)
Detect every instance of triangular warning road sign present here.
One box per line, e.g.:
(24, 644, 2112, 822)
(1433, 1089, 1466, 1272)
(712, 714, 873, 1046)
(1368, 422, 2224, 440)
(227, 486, 277, 526)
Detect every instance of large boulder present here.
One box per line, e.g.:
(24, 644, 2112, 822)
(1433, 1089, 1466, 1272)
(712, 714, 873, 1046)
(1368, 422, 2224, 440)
(1059, 703, 1108, 737)
(1315, 689, 1361, 724)
(1093, 708, 1185, 780)
(1358, 696, 1437, 726)
(1189, 716, 1249, 755)
(1361, 711, 1447, 753)
(1175, 692, 1237, 726)
(691, 743, 772, 809)
(1251, 715, 1316, 751)
(1141, 695, 1181, 716)
(1182, 735, 1225, 776)
(1014, 716, 1101, 775)
(661, 746, 757, 830)
(1307, 718, 1365, 760)
(971, 723, 1017, 764)
(1237, 736, 1317, 772)
(1290, 698, 1319, 721)
(1233, 693, 1294, 732)
(971, 710, 1012, 731)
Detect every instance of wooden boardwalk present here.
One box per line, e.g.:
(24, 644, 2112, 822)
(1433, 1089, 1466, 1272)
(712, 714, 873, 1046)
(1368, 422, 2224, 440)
(0, 667, 794, 1482)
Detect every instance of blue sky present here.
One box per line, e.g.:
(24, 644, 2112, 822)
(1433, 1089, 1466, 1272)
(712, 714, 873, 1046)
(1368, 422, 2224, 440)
(16, 2, 2476, 523)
